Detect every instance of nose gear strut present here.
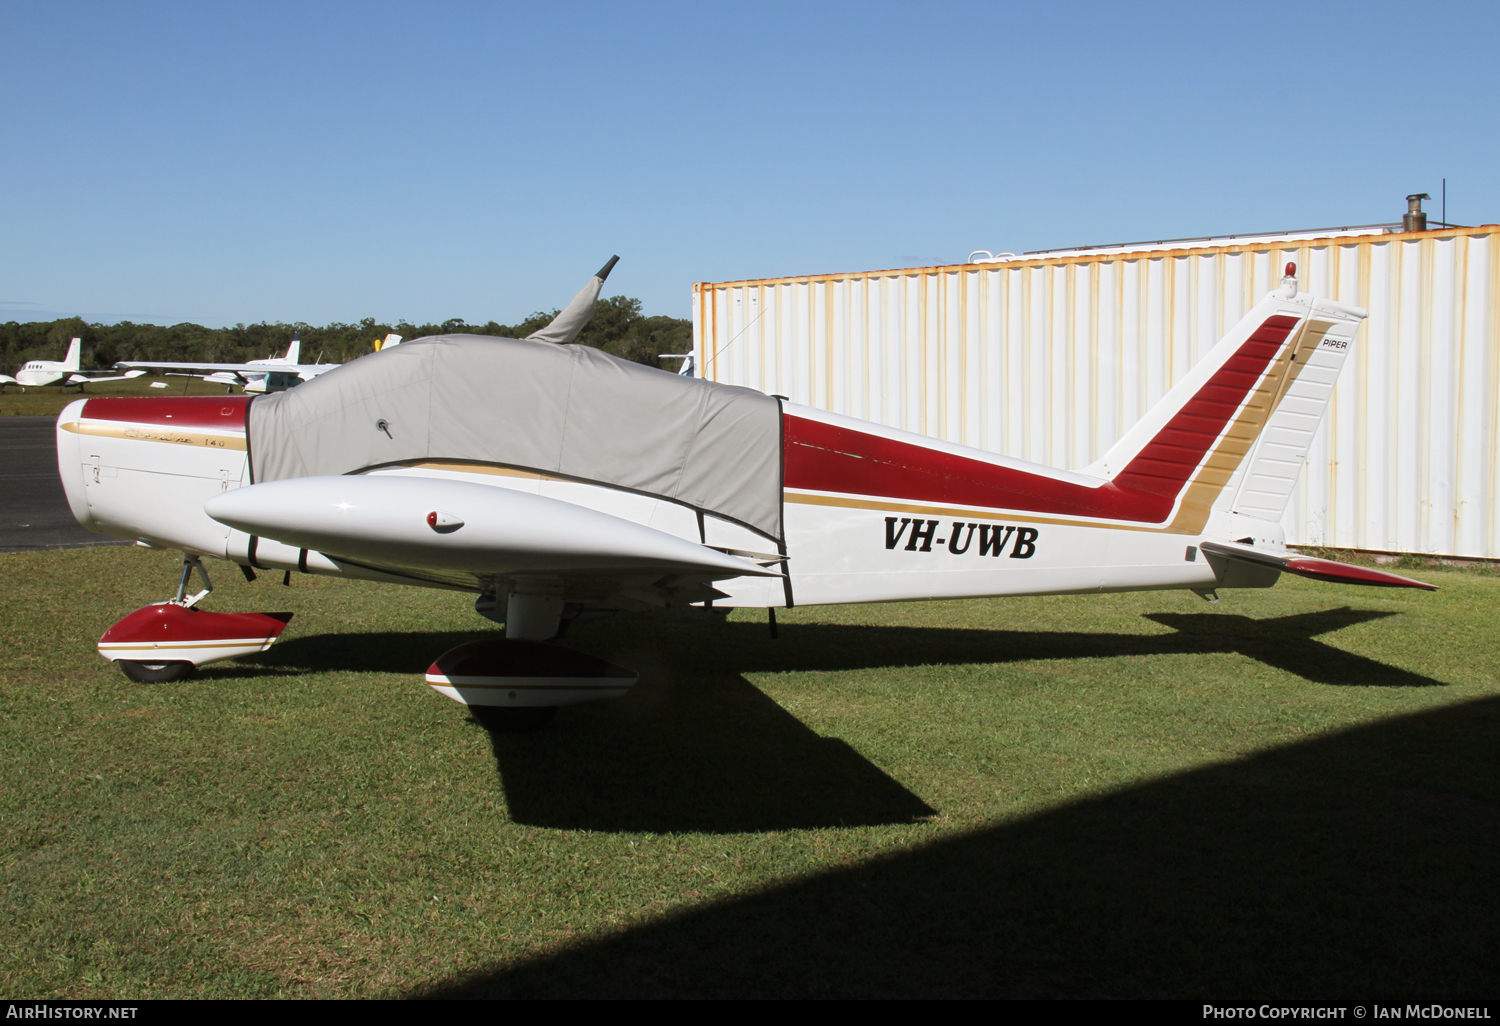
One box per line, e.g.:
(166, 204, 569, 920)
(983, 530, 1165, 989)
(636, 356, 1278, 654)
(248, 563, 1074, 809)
(174, 553, 214, 607)
(96, 551, 292, 684)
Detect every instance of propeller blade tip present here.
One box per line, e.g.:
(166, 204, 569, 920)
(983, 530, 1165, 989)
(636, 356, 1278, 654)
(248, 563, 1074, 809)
(596, 255, 620, 282)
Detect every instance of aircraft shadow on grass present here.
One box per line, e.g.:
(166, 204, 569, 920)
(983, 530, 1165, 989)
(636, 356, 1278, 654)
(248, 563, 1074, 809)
(412, 693, 1500, 999)
(243, 608, 1445, 837)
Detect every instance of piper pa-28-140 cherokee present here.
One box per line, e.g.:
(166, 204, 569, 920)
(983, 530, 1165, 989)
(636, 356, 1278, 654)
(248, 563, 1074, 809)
(58, 259, 1434, 727)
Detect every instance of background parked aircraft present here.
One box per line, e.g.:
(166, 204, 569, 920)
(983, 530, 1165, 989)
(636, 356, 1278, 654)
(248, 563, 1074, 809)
(0, 337, 147, 390)
(115, 332, 401, 394)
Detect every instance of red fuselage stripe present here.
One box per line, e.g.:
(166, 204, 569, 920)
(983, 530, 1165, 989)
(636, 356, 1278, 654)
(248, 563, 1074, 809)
(81, 396, 251, 432)
(783, 315, 1298, 522)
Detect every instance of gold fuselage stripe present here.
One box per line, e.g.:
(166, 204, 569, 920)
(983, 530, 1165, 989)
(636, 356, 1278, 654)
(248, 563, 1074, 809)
(63, 419, 248, 451)
(782, 490, 1161, 531)
(406, 461, 565, 482)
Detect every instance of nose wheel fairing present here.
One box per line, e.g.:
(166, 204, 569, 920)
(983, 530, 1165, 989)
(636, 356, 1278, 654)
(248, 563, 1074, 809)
(97, 603, 293, 668)
(98, 552, 294, 678)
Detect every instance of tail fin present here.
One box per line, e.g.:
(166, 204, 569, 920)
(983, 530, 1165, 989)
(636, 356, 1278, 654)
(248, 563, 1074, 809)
(1086, 268, 1365, 532)
(63, 337, 81, 371)
(283, 332, 301, 365)
(374, 333, 402, 352)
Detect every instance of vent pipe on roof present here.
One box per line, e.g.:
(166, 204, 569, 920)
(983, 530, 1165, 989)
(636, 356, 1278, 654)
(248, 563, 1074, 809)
(1404, 193, 1430, 233)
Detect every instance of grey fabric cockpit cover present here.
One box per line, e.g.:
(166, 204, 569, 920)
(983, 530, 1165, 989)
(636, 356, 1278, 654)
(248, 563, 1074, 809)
(247, 335, 783, 542)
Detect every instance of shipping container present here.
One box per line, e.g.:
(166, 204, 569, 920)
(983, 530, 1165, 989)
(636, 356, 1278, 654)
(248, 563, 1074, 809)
(693, 225, 1500, 559)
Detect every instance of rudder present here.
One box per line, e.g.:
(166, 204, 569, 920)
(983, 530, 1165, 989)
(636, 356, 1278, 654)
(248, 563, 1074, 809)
(1084, 270, 1365, 531)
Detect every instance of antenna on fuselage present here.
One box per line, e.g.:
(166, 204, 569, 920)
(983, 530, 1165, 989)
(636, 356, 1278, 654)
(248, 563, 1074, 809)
(525, 256, 620, 346)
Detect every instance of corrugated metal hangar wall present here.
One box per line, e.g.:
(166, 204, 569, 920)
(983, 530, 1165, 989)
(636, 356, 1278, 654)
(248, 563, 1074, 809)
(693, 225, 1500, 559)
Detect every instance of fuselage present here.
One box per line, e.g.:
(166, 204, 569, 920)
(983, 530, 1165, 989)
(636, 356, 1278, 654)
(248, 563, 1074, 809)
(56, 394, 1281, 608)
(234, 361, 338, 394)
(16, 360, 73, 387)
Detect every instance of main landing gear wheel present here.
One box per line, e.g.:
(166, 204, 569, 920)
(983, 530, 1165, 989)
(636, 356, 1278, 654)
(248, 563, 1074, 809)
(117, 660, 195, 683)
(469, 706, 559, 732)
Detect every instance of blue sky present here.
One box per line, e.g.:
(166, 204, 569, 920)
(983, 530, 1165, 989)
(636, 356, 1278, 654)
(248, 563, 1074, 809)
(3, 1, 1496, 327)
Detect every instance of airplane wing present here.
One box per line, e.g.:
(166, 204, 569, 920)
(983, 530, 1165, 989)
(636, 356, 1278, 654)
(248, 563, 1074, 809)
(204, 477, 780, 606)
(115, 361, 300, 376)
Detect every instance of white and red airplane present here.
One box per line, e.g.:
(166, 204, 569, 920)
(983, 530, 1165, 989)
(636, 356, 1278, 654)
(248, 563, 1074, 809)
(57, 260, 1434, 727)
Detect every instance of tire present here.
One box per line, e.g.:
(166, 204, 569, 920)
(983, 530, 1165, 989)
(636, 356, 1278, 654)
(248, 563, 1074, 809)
(469, 705, 558, 731)
(117, 660, 194, 683)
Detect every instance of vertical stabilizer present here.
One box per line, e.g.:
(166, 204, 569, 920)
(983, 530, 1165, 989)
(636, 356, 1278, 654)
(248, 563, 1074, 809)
(284, 333, 301, 365)
(63, 337, 81, 372)
(1084, 266, 1365, 531)
(1214, 304, 1363, 524)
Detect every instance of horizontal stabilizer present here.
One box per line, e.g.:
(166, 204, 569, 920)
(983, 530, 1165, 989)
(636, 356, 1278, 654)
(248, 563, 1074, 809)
(1200, 541, 1437, 591)
(69, 370, 147, 384)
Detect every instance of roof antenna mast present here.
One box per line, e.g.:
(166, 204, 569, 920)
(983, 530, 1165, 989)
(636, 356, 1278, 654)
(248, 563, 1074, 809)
(526, 256, 622, 346)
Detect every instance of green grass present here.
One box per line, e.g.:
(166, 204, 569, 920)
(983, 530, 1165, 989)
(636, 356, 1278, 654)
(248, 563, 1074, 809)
(1, 546, 1495, 998)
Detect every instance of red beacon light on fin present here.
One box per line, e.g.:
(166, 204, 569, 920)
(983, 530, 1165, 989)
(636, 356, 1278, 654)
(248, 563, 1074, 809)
(1277, 261, 1299, 298)
(427, 510, 464, 533)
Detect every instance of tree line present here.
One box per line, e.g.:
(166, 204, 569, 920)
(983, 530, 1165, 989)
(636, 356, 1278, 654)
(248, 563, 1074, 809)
(0, 296, 692, 376)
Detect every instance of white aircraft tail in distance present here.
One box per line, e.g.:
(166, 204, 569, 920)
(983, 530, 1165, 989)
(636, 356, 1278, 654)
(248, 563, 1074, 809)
(56, 260, 1435, 719)
(658, 352, 694, 376)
